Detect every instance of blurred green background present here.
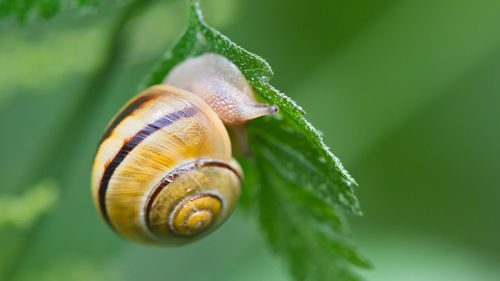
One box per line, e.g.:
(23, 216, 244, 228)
(1, 0, 499, 280)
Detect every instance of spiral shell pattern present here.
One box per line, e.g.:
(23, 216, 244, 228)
(91, 85, 242, 244)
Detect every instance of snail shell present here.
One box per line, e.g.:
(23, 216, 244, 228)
(91, 53, 277, 245)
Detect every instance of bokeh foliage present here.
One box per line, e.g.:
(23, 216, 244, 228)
(1, 0, 500, 280)
(0, 0, 103, 22)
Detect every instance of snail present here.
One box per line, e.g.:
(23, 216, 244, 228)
(91, 53, 278, 244)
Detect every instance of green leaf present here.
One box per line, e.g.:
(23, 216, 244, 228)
(256, 156, 370, 281)
(248, 115, 361, 215)
(0, 0, 102, 22)
(143, 1, 368, 280)
(250, 118, 371, 281)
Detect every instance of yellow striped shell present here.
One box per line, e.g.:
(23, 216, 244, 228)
(91, 53, 278, 245)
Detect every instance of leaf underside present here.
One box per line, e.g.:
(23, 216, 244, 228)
(144, 1, 369, 280)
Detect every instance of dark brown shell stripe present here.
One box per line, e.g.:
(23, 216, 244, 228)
(98, 106, 199, 228)
(99, 92, 162, 144)
(143, 160, 242, 235)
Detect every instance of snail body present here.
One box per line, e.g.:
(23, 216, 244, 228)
(91, 53, 277, 244)
(164, 53, 278, 125)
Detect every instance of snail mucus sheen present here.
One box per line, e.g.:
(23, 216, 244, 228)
(91, 53, 278, 244)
